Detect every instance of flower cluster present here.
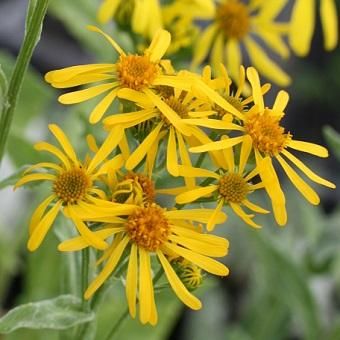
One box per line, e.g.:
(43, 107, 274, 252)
(95, 0, 338, 86)
(17, 18, 335, 326)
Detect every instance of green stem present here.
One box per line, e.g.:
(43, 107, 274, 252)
(81, 247, 90, 311)
(103, 267, 164, 340)
(0, 0, 49, 165)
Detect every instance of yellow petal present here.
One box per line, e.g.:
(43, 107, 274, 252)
(164, 243, 229, 276)
(256, 28, 290, 59)
(276, 155, 320, 205)
(273, 90, 289, 112)
(207, 200, 225, 231)
(176, 185, 217, 204)
(230, 202, 261, 229)
(89, 89, 118, 124)
(243, 199, 269, 214)
(50, 74, 115, 89)
(256, 156, 287, 226)
(93, 154, 124, 177)
(288, 140, 329, 158)
(23, 162, 62, 175)
(165, 209, 226, 224)
(321, 0, 338, 50)
(58, 227, 124, 252)
(126, 122, 163, 170)
(87, 125, 124, 174)
(87, 25, 125, 56)
(157, 251, 202, 310)
(145, 29, 171, 62)
(183, 118, 244, 131)
(289, 0, 315, 56)
(27, 201, 62, 251)
(282, 150, 335, 188)
(48, 124, 78, 164)
(67, 207, 109, 250)
(126, 243, 138, 318)
(59, 83, 117, 104)
(139, 248, 153, 324)
(29, 195, 56, 235)
(189, 136, 244, 153)
(225, 39, 242, 81)
(34, 142, 71, 168)
(238, 135, 253, 175)
(15, 173, 56, 189)
(245, 37, 291, 86)
(211, 33, 224, 75)
(85, 237, 129, 299)
(167, 127, 179, 176)
(177, 165, 219, 179)
(117, 88, 152, 107)
(192, 24, 218, 66)
(97, 0, 120, 24)
(246, 67, 264, 111)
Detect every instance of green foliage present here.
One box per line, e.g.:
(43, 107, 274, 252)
(0, 64, 8, 110)
(0, 295, 94, 334)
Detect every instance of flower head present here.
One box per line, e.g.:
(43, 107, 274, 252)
(192, 0, 291, 86)
(190, 67, 336, 226)
(15, 124, 124, 251)
(45, 27, 191, 124)
(59, 201, 229, 325)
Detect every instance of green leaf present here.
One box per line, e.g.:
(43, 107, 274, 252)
(0, 295, 95, 334)
(0, 64, 8, 109)
(323, 125, 340, 161)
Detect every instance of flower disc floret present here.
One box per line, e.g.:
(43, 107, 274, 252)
(124, 172, 156, 203)
(164, 95, 189, 119)
(53, 168, 91, 204)
(218, 173, 249, 203)
(216, 1, 250, 39)
(244, 110, 291, 156)
(125, 204, 170, 251)
(116, 55, 159, 90)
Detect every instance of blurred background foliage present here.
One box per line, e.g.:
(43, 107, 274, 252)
(0, 0, 339, 339)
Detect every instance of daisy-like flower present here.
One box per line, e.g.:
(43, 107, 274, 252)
(190, 67, 336, 226)
(58, 202, 229, 325)
(97, 0, 162, 40)
(45, 26, 192, 124)
(103, 84, 241, 179)
(290, 0, 338, 56)
(170, 138, 269, 230)
(15, 124, 124, 251)
(192, 0, 291, 86)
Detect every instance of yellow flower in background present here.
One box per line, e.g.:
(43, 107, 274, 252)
(15, 124, 124, 251)
(45, 27, 192, 124)
(58, 202, 229, 325)
(190, 67, 335, 226)
(192, 0, 291, 86)
(161, 0, 215, 54)
(290, 0, 338, 56)
(97, 0, 162, 40)
(175, 140, 269, 230)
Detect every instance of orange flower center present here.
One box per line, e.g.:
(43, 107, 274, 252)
(125, 204, 170, 251)
(244, 110, 291, 156)
(216, 1, 250, 39)
(116, 55, 159, 90)
(218, 173, 248, 203)
(53, 168, 91, 204)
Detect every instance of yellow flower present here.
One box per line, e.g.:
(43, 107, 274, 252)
(97, 0, 162, 40)
(164, 139, 269, 230)
(58, 202, 229, 325)
(192, 0, 291, 86)
(45, 27, 190, 124)
(290, 0, 338, 56)
(103, 84, 239, 180)
(15, 124, 124, 251)
(190, 67, 336, 226)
